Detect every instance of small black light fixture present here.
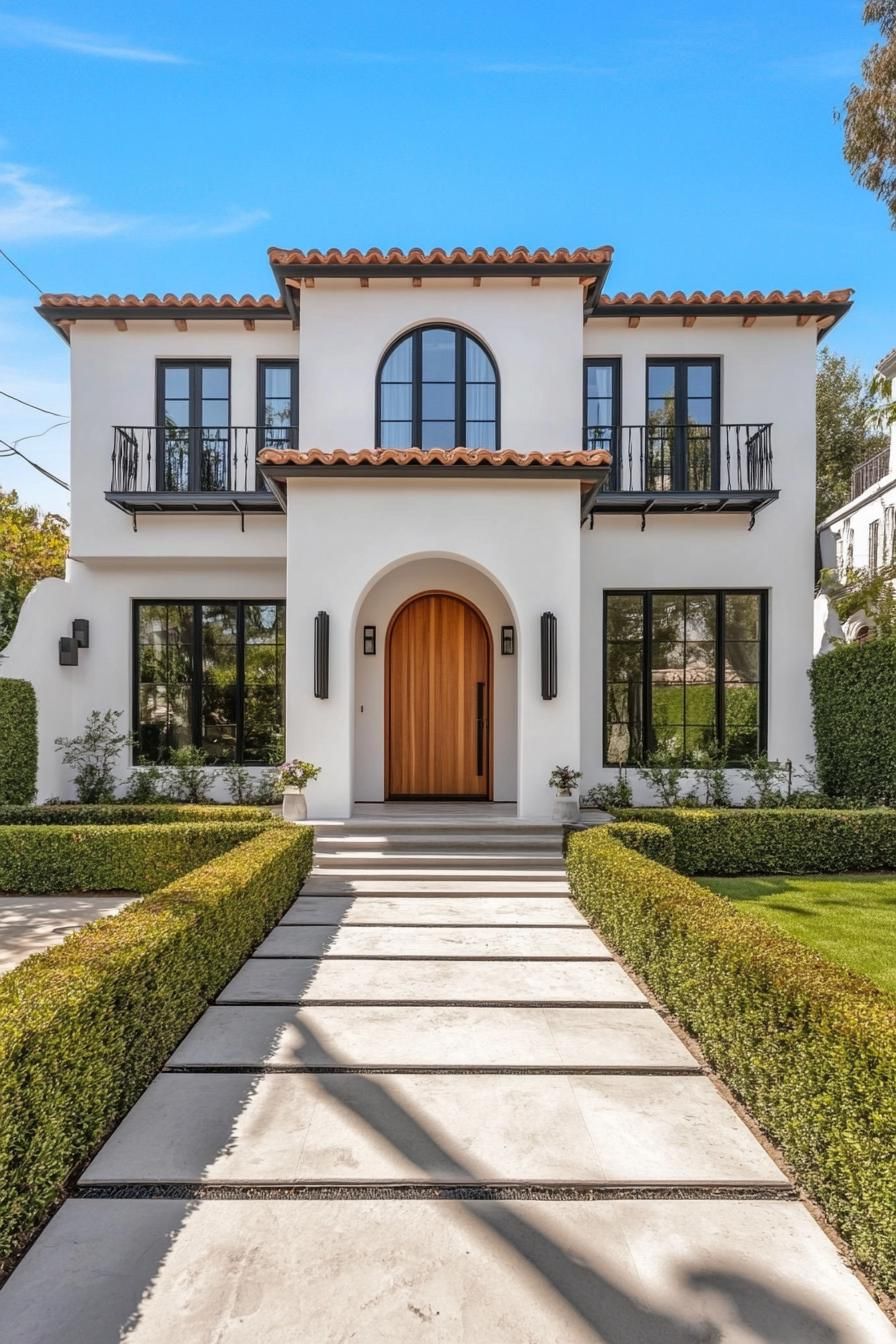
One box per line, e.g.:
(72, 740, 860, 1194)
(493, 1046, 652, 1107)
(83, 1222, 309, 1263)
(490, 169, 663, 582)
(363, 625, 377, 656)
(72, 618, 90, 649)
(501, 624, 515, 656)
(59, 636, 79, 667)
(540, 611, 558, 700)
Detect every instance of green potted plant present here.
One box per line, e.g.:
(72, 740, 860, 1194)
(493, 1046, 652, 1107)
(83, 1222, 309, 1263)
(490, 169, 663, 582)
(549, 764, 582, 823)
(276, 759, 321, 821)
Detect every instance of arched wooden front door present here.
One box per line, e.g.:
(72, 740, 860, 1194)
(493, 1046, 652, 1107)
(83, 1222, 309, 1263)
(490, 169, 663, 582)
(386, 592, 491, 799)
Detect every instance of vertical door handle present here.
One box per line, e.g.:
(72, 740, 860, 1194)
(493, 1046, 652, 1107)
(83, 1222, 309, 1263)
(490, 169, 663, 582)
(475, 681, 485, 777)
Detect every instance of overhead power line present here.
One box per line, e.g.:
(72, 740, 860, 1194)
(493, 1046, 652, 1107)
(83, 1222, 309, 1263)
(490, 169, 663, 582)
(0, 428, 70, 491)
(0, 246, 42, 294)
(0, 387, 68, 418)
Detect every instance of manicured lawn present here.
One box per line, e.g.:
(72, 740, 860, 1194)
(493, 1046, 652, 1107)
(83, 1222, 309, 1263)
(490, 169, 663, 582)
(698, 872, 896, 995)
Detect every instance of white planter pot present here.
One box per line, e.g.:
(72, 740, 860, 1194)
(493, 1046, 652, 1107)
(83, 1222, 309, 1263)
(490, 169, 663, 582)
(281, 787, 307, 822)
(552, 795, 580, 824)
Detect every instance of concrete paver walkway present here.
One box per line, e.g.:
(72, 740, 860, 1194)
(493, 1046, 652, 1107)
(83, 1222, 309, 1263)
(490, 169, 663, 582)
(0, 818, 893, 1343)
(0, 892, 136, 975)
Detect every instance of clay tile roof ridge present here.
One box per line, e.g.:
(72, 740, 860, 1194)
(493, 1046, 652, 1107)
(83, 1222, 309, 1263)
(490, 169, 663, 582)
(257, 446, 612, 469)
(266, 244, 614, 267)
(598, 287, 854, 308)
(39, 292, 284, 310)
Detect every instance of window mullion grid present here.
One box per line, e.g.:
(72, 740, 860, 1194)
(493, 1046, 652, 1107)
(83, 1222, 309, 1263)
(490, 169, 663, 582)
(456, 332, 465, 448)
(715, 592, 726, 761)
(412, 331, 422, 448)
(191, 602, 203, 757)
(643, 593, 653, 760)
(236, 602, 246, 765)
(759, 592, 769, 756)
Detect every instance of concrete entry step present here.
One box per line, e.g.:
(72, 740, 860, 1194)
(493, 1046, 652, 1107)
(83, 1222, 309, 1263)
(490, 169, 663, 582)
(312, 851, 565, 869)
(167, 1005, 701, 1072)
(299, 877, 572, 896)
(310, 865, 569, 882)
(79, 1073, 787, 1188)
(281, 894, 588, 925)
(253, 925, 611, 960)
(4, 1198, 893, 1344)
(217, 957, 646, 1006)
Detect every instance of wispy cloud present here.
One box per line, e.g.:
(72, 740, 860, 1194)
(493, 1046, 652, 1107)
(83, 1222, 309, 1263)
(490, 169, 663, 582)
(291, 47, 612, 77)
(0, 162, 267, 242)
(0, 13, 188, 64)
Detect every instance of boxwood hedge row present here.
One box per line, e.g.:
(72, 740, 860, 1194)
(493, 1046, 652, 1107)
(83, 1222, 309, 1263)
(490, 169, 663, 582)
(0, 680, 37, 806)
(0, 823, 313, 1272)
(810, 639, 896, 806)
(0, 803, 273, 826)
(615, 806, 896, 874)
(567, 822, 896, 1295)
(0, 821, 273, 893)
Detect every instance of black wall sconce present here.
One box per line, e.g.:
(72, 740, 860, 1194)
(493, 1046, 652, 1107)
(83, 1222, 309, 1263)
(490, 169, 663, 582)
(58, 636, 79, 667)
(59, 619, 90, 666)
(314, 611, 330, 699)
(363, 625, 376, 656)
(501, 625, 515, 656)
(540, 611, 558, 700)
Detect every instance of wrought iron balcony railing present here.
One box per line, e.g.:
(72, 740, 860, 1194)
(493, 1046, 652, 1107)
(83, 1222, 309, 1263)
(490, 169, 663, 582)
(583, 423, 774, 495)
(110, 425, 299, 495)
(850, 446, 890, 500)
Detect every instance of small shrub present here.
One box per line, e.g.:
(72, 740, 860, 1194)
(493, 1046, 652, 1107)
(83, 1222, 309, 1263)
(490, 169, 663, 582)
(691, 744, 732, 807)
(742, 753, 789, 807)
(124, 761, 164, 802)
(276, 759, 321, 792)
(0, 679, 37, 804)
(221, 763, 279, 805)
(0, 823, 314, 1272)
(581, 768, 632, 811)
(635, 749, 687, 806)
(0, 820, 270, 893)
(566, 825, 896, 1294)
(54, 709, 132, 803)
(615, 806, 896, 875)
(164, 745, 213, 803)
(549, 765, 582, 796)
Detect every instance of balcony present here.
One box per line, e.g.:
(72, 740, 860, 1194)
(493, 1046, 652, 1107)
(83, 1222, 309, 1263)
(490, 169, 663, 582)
(850, 447, 890, 500)
(583, 423, 777, 527)
(107, 426, 291, 518)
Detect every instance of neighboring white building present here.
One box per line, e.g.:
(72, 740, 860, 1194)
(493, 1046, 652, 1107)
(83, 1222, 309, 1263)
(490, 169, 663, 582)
(815, 348, 896, 651)
(1, 246, 852, 814)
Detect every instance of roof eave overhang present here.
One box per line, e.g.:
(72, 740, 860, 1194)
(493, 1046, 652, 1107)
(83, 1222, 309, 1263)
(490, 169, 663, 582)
(258, 461, 611, 486)
(587, 299, 852, 339)
(36, 302, 291, 342)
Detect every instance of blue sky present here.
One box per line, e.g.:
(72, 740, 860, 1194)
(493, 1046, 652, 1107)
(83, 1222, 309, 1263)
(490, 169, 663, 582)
(1, 0, 893, 514)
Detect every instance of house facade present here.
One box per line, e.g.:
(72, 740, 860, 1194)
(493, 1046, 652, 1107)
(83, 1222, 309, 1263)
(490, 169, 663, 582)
(816, 348, 895, 650)
(2, 246, 851, 815)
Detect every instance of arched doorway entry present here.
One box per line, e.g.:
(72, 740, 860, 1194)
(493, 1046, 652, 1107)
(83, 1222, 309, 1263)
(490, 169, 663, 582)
(386, 591, 492, 799)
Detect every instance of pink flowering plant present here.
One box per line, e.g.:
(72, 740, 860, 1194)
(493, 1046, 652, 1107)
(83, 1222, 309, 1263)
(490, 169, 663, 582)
(549, 765, 582, 797)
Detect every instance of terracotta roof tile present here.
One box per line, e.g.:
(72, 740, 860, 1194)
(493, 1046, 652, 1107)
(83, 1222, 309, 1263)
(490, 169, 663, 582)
(598, 288, 853, 308)
(39, 292, 285, 310)
(267, 245, 613, 268)
(258, 447, 611, 469)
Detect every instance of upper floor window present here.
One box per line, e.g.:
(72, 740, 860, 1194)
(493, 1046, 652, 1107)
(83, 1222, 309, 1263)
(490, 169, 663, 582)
(157, 361, 230, 492)
(376, 325, 498, 451)
(646, 359, 720, 491)
(583, 358, 619, 456)
(257, 360, 298, 449)
(869, 519, 880, 574)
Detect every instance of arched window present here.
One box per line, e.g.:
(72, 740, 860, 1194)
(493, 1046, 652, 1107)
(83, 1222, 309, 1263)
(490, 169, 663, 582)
(377, 325, 499, 451)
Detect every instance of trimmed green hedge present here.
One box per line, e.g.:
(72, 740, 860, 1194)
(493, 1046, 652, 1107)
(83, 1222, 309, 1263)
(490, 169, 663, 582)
(566, 824, 896, 1294)
(811, 639, 896, 805)
(0, 821, 272, 892)
(615, 807, 896, 875)
(0, 680, 37, 805)
(603, 820, 675, 867)
(0, 803, 274, 826)
(0, 823, 313, 1272)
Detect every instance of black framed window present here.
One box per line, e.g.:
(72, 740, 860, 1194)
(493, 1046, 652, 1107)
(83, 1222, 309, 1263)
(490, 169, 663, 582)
(603, 590, 767, 766)
(583, 357, 620, 475)
(869, 519, 880, 574)
(156, 361, 231, 492)
(646, 358, 719, 492)
(135, 600, 284, 764)
(257, 360, 298, 450)
(377, 325, 499, 450)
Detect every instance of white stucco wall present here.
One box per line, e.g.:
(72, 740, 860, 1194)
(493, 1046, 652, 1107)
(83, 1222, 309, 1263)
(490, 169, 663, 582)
(67, 319, 296, 561)
(581, 316, 819, 801)
(284, 477, 581, 818)
(297, 278, 584, 454)
(1, 558, 285, 800)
